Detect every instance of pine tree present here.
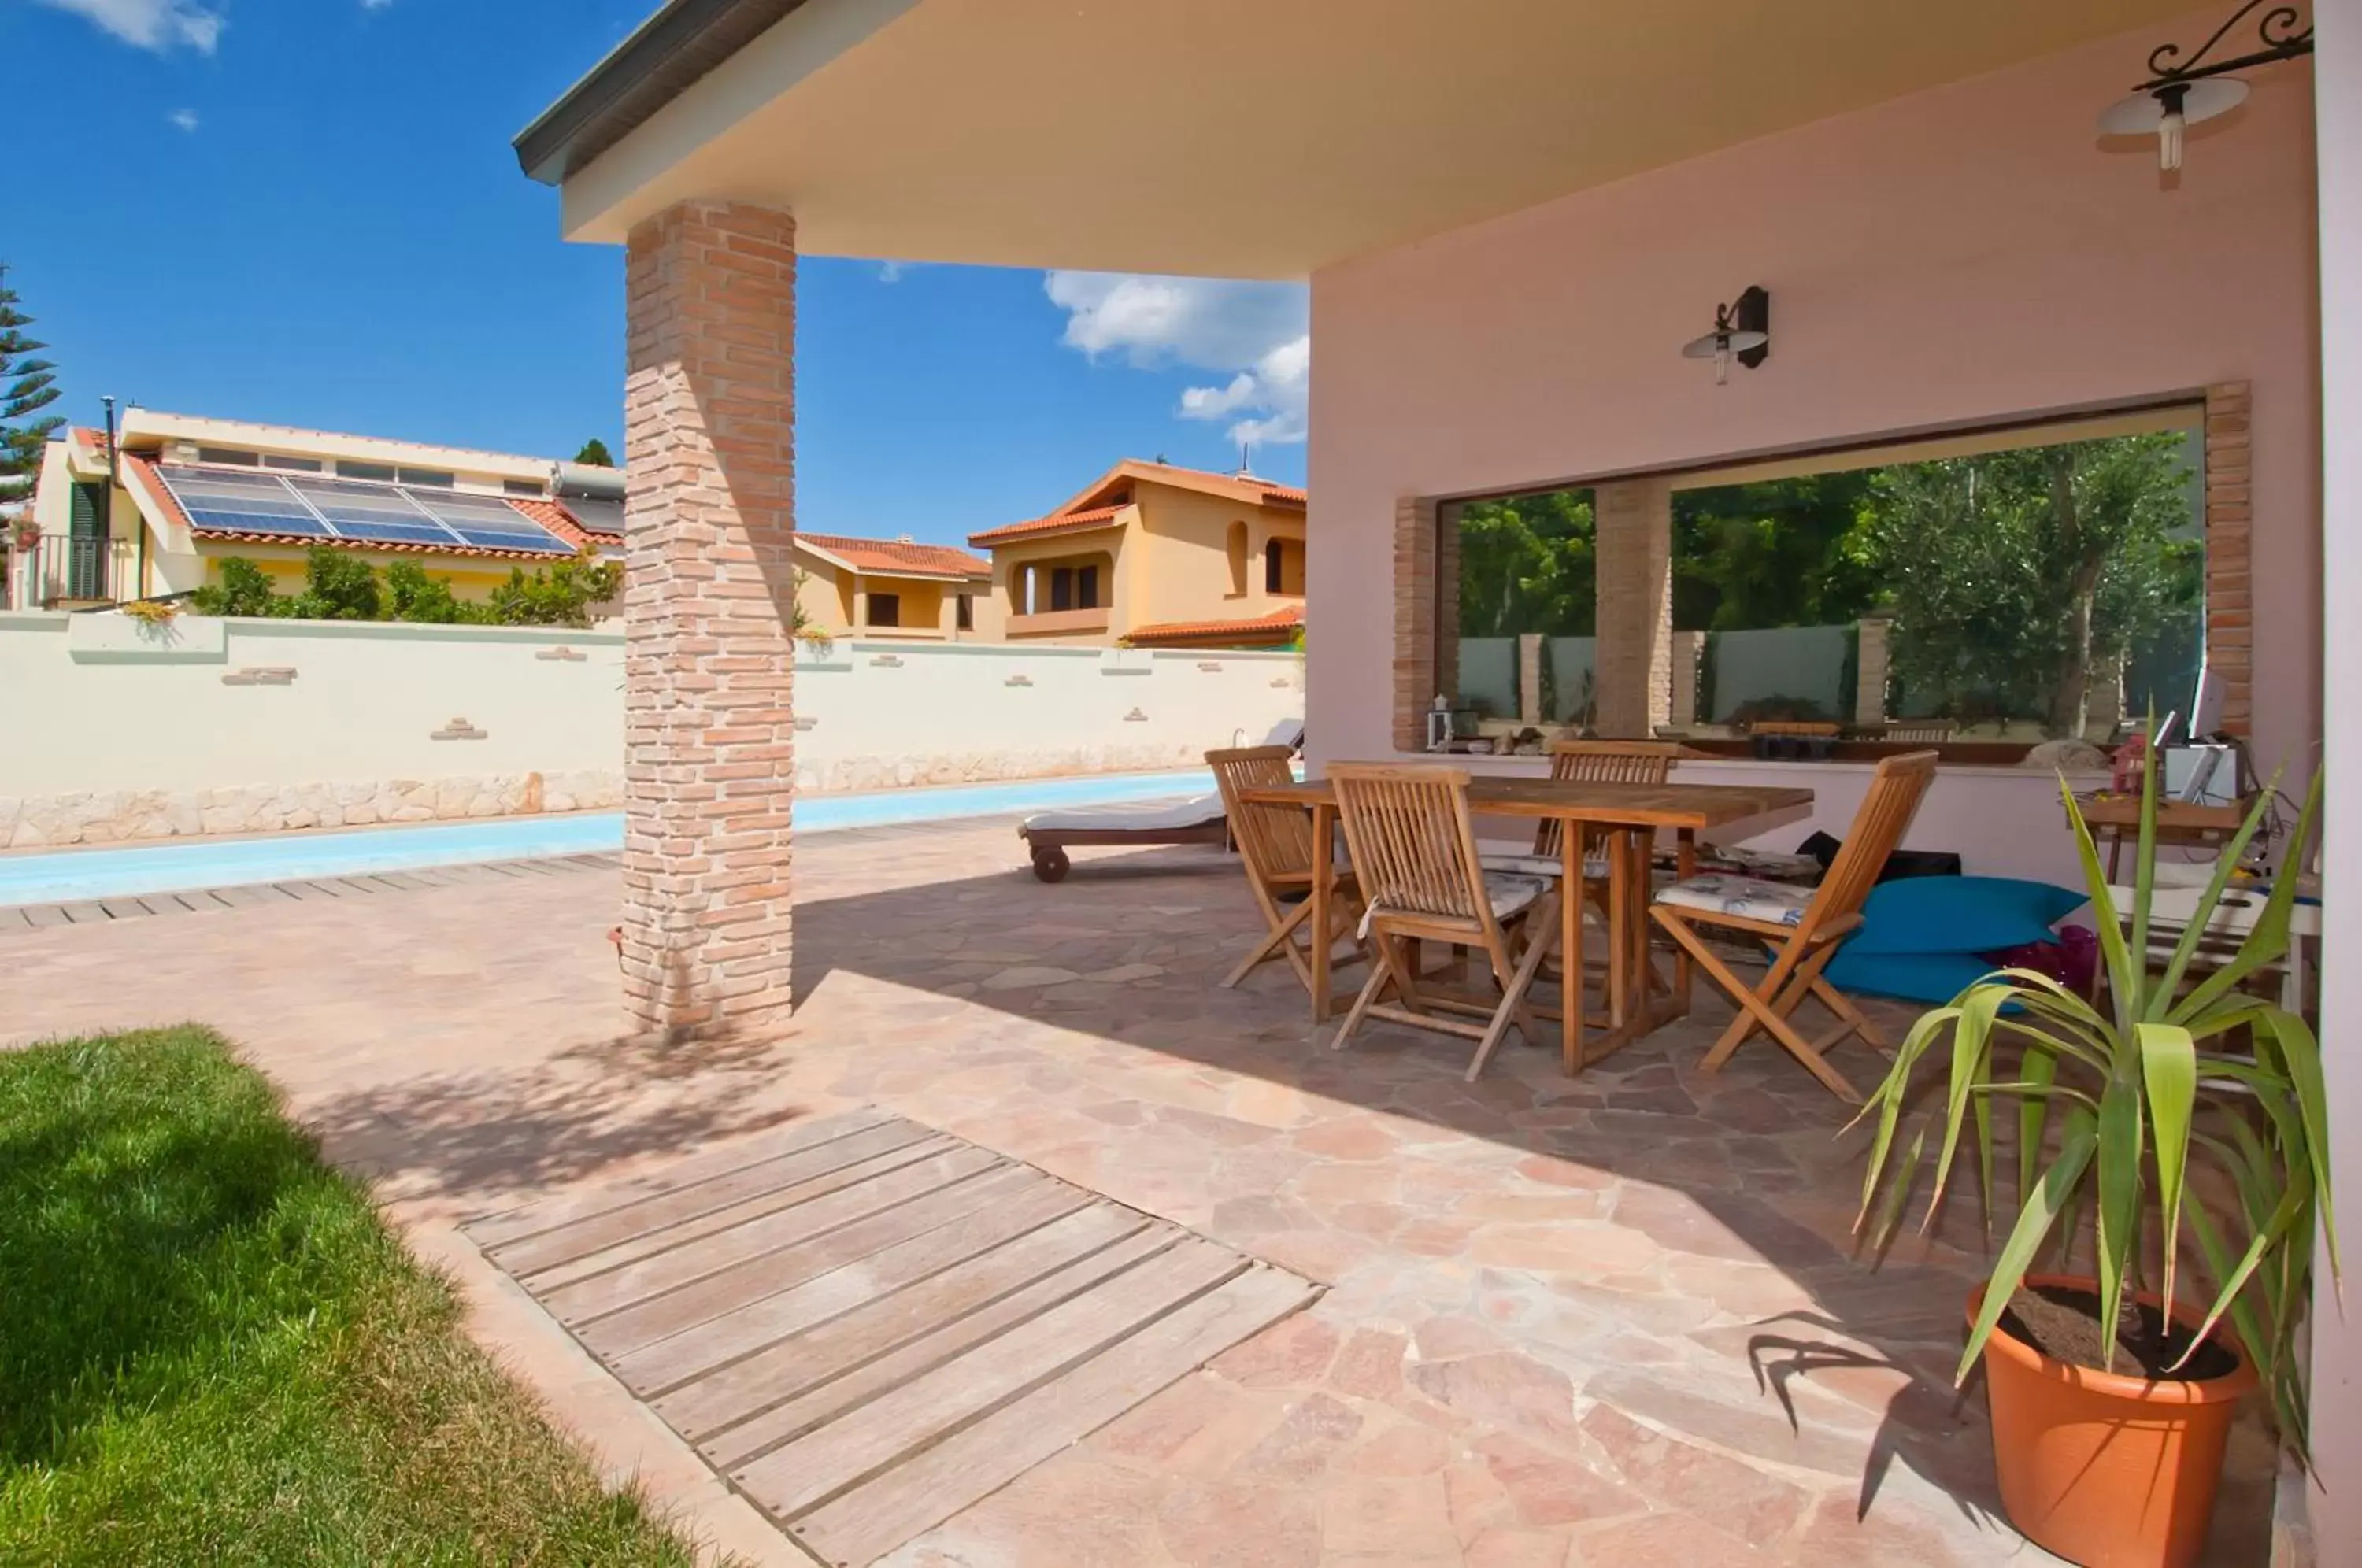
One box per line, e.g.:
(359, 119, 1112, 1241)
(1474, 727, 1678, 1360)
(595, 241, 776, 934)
(0, 264, 65, 505)
(572, 438, 615, 468)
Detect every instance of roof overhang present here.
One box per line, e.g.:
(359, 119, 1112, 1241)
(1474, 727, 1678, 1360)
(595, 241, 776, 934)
(525, 0, 2195, 277)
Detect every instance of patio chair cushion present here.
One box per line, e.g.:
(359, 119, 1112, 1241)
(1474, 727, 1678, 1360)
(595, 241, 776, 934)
(1361, 873, 1549, 936)
(1654, 873, 1817, 928)
(1843, 875, 2085, 956)
(1479, 851, 1610, 880)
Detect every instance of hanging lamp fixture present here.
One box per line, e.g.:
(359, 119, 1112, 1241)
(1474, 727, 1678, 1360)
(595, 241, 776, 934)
(2097, 1, 2312, 172)
(1680, 287, 1769, 386)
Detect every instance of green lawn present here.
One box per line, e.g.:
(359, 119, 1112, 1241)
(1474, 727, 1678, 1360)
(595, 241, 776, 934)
(0, 1026, 704, 1566)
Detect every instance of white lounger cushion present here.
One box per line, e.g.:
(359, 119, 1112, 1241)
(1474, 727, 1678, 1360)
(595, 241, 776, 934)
(1654, 873, 1816, 928)
(1023, 795, 1225, 834)
(1480, 851, 1611, 880)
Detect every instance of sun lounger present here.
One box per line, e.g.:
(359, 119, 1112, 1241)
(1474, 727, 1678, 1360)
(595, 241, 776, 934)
(1019, 795, 1230, 882)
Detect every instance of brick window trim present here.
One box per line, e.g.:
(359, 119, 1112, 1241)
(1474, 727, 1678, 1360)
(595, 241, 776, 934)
(1390, 382, 2255, 749)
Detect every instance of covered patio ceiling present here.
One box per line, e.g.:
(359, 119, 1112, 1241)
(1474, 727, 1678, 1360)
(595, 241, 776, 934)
(526, 0, 2193, 276)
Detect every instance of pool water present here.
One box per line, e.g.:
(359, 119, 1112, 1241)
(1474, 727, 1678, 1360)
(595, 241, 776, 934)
(0, 769, 1216, 908)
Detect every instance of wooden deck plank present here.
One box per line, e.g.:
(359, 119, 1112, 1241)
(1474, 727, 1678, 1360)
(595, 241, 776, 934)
(566, 1153, 1019, 1355)
(731, 1237, 1249, 1521)
(687, 1210, 1174, 1461)
(466, 1108, 891, 1248)
(792, 1266, 1317, 1564)
(509, 1127, 952, 1288)
(658, 1202, 1156, 1444)
(621, 1167, 1100, 1400)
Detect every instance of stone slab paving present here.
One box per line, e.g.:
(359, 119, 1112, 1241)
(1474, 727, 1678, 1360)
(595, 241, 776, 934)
(0, 815, 2275, 1566)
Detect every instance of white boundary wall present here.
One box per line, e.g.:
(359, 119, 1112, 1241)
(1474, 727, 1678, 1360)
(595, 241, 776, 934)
(0, 612, 1303, 847)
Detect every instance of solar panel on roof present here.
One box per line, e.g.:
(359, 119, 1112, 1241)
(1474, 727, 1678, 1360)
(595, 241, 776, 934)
(406, 490, 576, 555)
(451, 528, 576, 555)
(565, 496, 624, 536)
(157, 465, 334, 539)
(285, 475, 463, 545)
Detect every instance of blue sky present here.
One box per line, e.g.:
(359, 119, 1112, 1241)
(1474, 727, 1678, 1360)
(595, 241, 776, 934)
(3, 0, 1308, 545)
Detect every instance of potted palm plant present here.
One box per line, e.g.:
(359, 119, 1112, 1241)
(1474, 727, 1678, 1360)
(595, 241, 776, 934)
(1855, 753, 2334, 1568)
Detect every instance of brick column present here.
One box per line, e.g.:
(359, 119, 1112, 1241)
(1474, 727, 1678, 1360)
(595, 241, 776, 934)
(620, 200, 798, 1041)
(1594, 478, 1672, 737)
(1516, 634, 1544, 725)
(1669, 631, 1705, 729)
(1392, 496, 1444, 751)
(2202, 382, 2253, 737)
(1854, 617, 1891, 727)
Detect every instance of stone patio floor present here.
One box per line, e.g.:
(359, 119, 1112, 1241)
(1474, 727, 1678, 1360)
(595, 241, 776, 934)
(0, 815, 2276, 1566)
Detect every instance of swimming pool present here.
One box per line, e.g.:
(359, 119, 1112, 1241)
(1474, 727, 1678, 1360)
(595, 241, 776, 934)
(0, 769, 1216, 908)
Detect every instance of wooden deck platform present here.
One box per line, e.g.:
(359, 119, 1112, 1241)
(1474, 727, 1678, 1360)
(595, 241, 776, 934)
(465, 1108, 1319, 1566)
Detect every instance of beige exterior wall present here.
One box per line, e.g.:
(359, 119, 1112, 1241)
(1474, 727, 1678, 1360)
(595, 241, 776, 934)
(973, 483, 1305, 645)
(0, 612, 1302, 845)
(794, 551, 989, 640)
(0, 611, 625, 845)
(1124, 481, 1306, 631)
(795, 560, 853, 632)
(989, 527, 1128, 644)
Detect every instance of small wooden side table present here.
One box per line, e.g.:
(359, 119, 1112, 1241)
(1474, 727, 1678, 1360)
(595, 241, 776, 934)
(2073, 793, 2248, 881)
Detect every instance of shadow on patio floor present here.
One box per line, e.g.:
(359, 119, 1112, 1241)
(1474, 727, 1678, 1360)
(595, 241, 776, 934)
(771, 837, 2275, 1562)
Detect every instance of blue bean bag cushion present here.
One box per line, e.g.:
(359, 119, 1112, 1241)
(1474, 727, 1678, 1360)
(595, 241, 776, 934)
(1823, 948, 2002, 1005)
(1844, 875, 2085, 957)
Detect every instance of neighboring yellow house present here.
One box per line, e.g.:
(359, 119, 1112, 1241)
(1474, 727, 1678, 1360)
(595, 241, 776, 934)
(967, 460, 1306, 648)
(792, 533, 994, 640)
(11, 409, 620, 611)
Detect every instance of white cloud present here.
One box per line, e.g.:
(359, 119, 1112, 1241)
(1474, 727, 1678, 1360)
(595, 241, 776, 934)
(1044, 272, 1310, 449)
(167, 108, 199, 131)
(37, 0, 223, 52)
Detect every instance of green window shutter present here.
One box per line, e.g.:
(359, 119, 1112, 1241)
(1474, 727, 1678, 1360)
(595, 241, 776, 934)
(69, 481, 106, 539)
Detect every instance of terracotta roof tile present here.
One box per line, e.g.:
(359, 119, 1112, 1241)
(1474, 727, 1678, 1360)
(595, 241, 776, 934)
(509, 497, 599, 551)
(967, 505, 1127, 548)
(1125, 602, 1305, 647)
(118, 453, 190, 533)
(799, 531, 990, 578)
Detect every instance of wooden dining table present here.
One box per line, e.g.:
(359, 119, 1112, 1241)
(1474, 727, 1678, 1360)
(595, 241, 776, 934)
(1238, 772, 1815, 1074)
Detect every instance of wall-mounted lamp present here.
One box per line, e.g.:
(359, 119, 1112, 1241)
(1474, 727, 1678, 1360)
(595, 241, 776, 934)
(2097, 0, 2312, 172)
(1680, 286, 1769, 385)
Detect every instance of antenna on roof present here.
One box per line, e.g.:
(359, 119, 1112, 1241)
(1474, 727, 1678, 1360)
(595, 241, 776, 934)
(1235, 441, 1254, 479)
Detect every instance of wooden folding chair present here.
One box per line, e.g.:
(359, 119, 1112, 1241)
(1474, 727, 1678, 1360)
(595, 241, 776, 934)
(1483, 738, 1681, 881)
(1327, 764, 1562, 1082)
(1208, 745, 1361, 994)
(1648, 750, 1938, 1101)
(1480, 739, 1682, 989)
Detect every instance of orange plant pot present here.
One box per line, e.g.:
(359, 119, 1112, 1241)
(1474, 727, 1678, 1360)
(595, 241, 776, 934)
(1971, 1274, 2256, 1568)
